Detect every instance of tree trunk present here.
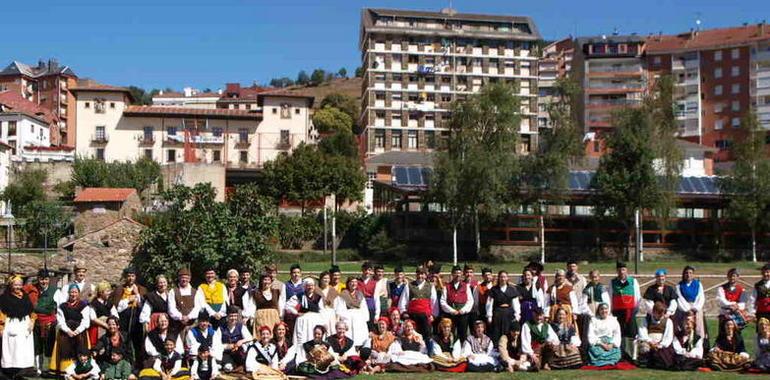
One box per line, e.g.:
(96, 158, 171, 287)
(540, 213, 545, 264)
(752, 226, 757, 263)
(474, 209, 480, 256)
(453, 226, 458, 265)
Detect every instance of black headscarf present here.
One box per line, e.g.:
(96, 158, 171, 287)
(0, 287, 34, 320)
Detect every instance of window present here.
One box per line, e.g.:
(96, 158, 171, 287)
(731, 66, 740, 77)
(280, 130, 290, 147)
(653, 56, 661, 65)
(715, 139, 732, 149)
(374, 130, 385, 148)
(732, 117, 741, 128)
(95, 126, 106, 141)
(715, 119, 724, 130)
(391, 130, 402, 149)
(96, 148, 105, 161)
(732, 48, 740, 59)
(732, 100, 740, 112)
(714, 85, 723, 96)
(407, 130, 417, 149)
(143, 126, 153, 141)
(110, 102, 115, 109)
(143, 149, 153, 159)
(167, 149, 176, 162)
(94, 98, 106, 113)
(714, 68, 722, 78)
(239, 151, 248, 163)
(714, 103, 724, 113)
(732, 83, 741, 94)
(272, 108, 278, 114)
(294, 108, 300, 115)
(280, 104, 291, 119)
(84, 102, 91, 109)
(167, 127, 177, 136)
(212, 150, 221, 162)
(238, 128, 248, 142)
(7, 121, 16, 136)
(715, 50, 723, 61)
(425, 131, 436, 149)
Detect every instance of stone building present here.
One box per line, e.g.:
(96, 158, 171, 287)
(73, 187, 142, 235)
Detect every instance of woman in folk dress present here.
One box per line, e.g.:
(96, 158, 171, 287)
(50, 284, 92, 374)
(337, 277, 371, 347)
(244, 273, 285, 337)
(0, 275, 36, 375)
(317, 271, 341, 334)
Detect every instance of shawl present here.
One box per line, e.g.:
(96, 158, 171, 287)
(0, 289, 34, 320)
(583, 282, 605, 303)
(273, 339, 290, 359)
(317, 287, 339, 308)
(678, 280, 701, 302)
(74, 359, 94, 375)
(527, 322, 549, 344)
(678, 332, 700, 352)
(370, 331, 395, 352)
(715, 333, 745, 353)
(339, 289, 364, 309)
(551, 323, 575, 344)
(466, 334, 492, 354)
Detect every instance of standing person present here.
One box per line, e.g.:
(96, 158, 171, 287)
(168, 268, 200, 335)
(283, 264, 304, 338)
(373, 265, 389, 320)
(521, 308, 558, 370)
(265, 264, 284, 293)
(239, 267, 254, 292)
(545, 269, 578, 325)
(676, 266, 707, 342)
(473, 268, 494, 324)
(398, 267, 438, 339)
(577, 270, 609, 356)
(565, 261, 586, 297)
(586, 303, 622, 367)
(525, 262, 548, 293)
(224, 269, 245, 311)
(317, 271, 340, 334)
(0, 275, 36, 376)
(463, 264, 478, 289)
(195, 268, 227, 329)
(33, 269, 59, 373)
(218, 306, 252, 372)
(50, 284, 91, 374)
(608, 262, 640, 358)
(329, 265, 345, 293)
(388, 265, 407, 308)
(440, 265, 474, 342)
(717, 268, 749, 330)
(359, 262, 379, 324)
(88, 281, 117, 347)
(111, 267, 147, 366)
(56, 265, 94, 304)
(243, 273, 284, 336)
(643, 269, 678, 318)
(338, 277, 370, 347)
(486, 270, 520, 344)
(141, 275, 170, 332)
(517, 269, 545, 324)
(750, 263, 770, 325)
(287, 278, 326, 351)
(636, 301, 675, 368)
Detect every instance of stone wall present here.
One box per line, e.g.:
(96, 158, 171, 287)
(15, 161, 73, 198)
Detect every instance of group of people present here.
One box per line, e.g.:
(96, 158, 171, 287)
(1, 260, 770, 379)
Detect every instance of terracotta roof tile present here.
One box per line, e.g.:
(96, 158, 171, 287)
(154, 92, 221, 99)
(124, 105, 262, 120)
(74, 188, 137, 203)
(647, 24, 770, 53)
(0, 90, 58, 125)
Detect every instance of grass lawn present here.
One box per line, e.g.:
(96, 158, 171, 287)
(354, 370, 755, 379)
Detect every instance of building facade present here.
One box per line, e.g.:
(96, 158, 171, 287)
(0, 59, 77, 146)
(537, 38, 574, 131)
(152, 87, 221, 109)
(358, 8, 541, 158)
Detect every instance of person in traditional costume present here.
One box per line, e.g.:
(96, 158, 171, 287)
(637, 301, 675, 368)
(50, 284, 91, 374)
(472, 268, 494, 324)
(517, 269, 545, 324)
(185, 312, 222, 362)
(195, 268, 227, 330)
(190, 345, 219, 380)
(102, 347, 137, 380)
(428, 265, 445, 335)
(287, 278, 327, 356)
(168, 268, 200, 335)
(565, 261, 587, 297)
(64, 347, 100, 380)
(359, 262, 380, 325)
(141, 275, 170, 333)
(498, 321, 529, 372)
(672, 316, 703, 371)
(244, 273, 285, 338)
(486, 270, 521, 344)
(296, 325, 346, 379)
(587, 303, 622, 366)
(387, 308, 404, 336)
(225, 269, 245, 312)
(643, 269, 678, 318)
(751, 264, 770, 326)
(144, 314, 184, 369)
(706, 318, 751, 371)
(755, 317, 770, 371)
(429, 318, 466, 372)
(264, 264, 284, 294)
(244, 325, 287, 379)
(317, 271, 340, 334)
(138, 338, 190, 380)
(272, 322, 297, 373)
(219, 306, 252, 372)
(577, 269, 609, 357)
(88, 281, 117, 347)
(33, 269, 58, 372)
(329, 265, 345, 294)
(361, 317, 393, 374)
(398, 267, 437, 340)
(326, 321, 365, 375)
(282, 264, 305, 339)
(92, 316, 131, 369)
(111, 267, 147, 366)
(336, 277, 369, 347)
(387, 266, 407, 310)
(676, 266, 707, 343)
(717, 268, 750, 331)
(461, 320, 498, 372)
(373, 265, 390, 321)
(521, 308, 558, 370)
(440, 265, 474, 342)
(525, 261, 548, 293)
(608, 261, 640, 357)
(0, 275, 36, 376)
(545, 269, 578, 325)
(56, 265, 93, 304)
(386, 320, 434, 372)
(240, 267, 254, 292)
(547, 307, 582, 369)
(463, 265, 479, 324)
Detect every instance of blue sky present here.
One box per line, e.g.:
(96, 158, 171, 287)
(2, 0, 769, 90)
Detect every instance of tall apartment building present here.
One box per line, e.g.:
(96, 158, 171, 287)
(537, 38, 574, 131)
(0, 59, 77, 146)
(572, 35, 647, 156)
(359, 8, 541, 157)
(646, 24, 770, 162)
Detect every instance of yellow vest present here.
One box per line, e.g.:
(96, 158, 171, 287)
(200, 281, 225, 306)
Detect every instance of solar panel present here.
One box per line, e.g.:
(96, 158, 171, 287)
(702, 177, 719, 194)
(569, 172, 580, 190)
(679, 177, 695, 193)
(394, 167, 409, 185)
(407, 167, 423, 185)
(690, 177, 707, 193)
(421, 168, 432, 186)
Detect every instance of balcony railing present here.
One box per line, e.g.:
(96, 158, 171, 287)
(136, 134, 155, 145)
(276, 140, 292, 150)
(234, 138, 251, 148)
(91, 133, 109, 143)
(587, 98, 641, 106)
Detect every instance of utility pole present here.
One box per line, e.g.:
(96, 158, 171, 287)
(331, 193, 337, 265)
(634, 208, 640, 274)
(323, 205, 328, 257)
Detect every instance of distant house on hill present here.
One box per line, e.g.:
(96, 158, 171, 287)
(73, 187, 142, 235)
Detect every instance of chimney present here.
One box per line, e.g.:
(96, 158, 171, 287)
(760, 20, 767, 36)
(48, 58, 59, 71)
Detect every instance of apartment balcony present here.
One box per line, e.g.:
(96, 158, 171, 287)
(678, 119, 700, 137)
(675, 110, 699, 120)
(276, 139, 292, 150)
(676, 77, 699, 86)
(91, 133, 109, 144)
(166, 134, 224, 145)
(672, 59, 699, 71)
(234, 138, 251, 149)
(136, 134, 156, 146)
(586, 98, 641, 109)
(752, 49, 770, 62)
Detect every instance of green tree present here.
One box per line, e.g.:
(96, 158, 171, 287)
(69, 156, 161, 197)
(319, 93, 359, 122)
(312, 106, 353, 134)
(318, 130, 360, 159)
(269, 77, 295, 88)
(311, 69, 327, 86)
(429, 83, 522, 263)
(719, 110, 770, 262)
(2, 169, 47, 212)
(354, 67, 364, 78)
(134, 183, 277, 283)
(22, 200, 72, 248)
(323, 155, 367, 208)
(296, 70, 310, 85)
(337, 68, 348, 78)
(260, 144, 328, 213)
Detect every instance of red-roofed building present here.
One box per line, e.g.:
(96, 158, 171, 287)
(0, 90, 70, 162)
(73, 187, 142, 233)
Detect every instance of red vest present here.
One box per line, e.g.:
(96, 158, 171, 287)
(445, 282, 468, 308)
(756, 281, 770, 314)
(360, 277, 377, 298)
(723, 284, 744, 303)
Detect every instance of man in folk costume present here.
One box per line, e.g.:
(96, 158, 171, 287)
(473, 268, 494, 324)
(55, 265, 93, 304)
(387, 265, 407, 308)
(282, 264, 305, 338)
(675, 266, 707, 343)
(373, 264, 389, 320)
(643, 269, 678, 318)
(195, 267, 227, 329)
(168, 268, 200, 335)
(577, 270, 610, 356)
(239, 267, 254, 292)
(520, 308, 558, 370)
(359, 262, 380, 324)
(565, 261, 586, 296)
(0, 275, 37, 377)
(608, 262, 640, 358)
(398, 266, 438, 339)
(750, 263, 770, 329)
(110, 267, 147, 366)
(186, 311, 223, 362)
(440, 265, 474, 342)
(329, 265, 345, 293)
(545, 269, 578, 325)
(716, 268, 749, 331)
(33, 269, 58, 372)
(219, 306, 253, 372)
(224, 269, 245, 311)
